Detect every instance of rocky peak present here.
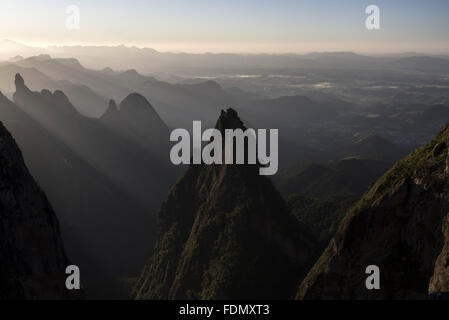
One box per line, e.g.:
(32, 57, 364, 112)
(215, 108, 245, 133)
(52, 90, 72, 105)
(133, 109, 317, 300)
(116, 93, 168, 134)
(14, 73, 27, 94)
(101, 99, 119, 119)
(14, 74, 78, 115)
(119, 93, 152, 113)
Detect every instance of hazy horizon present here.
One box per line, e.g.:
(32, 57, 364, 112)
(1, 0, 448, 55)
(2, 38, 449, 57)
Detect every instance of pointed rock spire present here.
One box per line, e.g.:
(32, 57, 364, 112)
(108, 99, 118, 112)
(215, 108, 245, 134)
(15, 73, 26, 92)
(133, 108, 317, 300)
(101, 99, 119, 119)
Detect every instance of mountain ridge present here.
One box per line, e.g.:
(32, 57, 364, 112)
(297, 122, 449, 299)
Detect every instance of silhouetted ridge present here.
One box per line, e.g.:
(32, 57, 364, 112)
(101, 93, 169, 151)
(119, 93, 155, 113)
(14, 73, 78, 114)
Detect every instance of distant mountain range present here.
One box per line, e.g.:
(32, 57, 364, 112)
(2, 40, 449, 74)
(0, 54, 388, 158)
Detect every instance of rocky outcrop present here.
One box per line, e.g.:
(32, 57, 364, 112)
(297, 123, 449, 299)
(0, 119, 78, 299)
(134, 108, 317, 300)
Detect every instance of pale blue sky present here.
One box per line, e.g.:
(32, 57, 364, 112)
(0, 0, 448, 53)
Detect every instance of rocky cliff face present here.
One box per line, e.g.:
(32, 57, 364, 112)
(0, 120, 76, 299)
(298, 123, 449, 299)
(134, 108, 317, 300)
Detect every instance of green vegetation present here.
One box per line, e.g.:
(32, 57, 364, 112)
(297, 122, 449, 299)
(365, 123, 449, 201)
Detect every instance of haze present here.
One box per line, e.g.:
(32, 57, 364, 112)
(0, 0, 448, 54)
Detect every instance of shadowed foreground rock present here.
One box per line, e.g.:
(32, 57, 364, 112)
(0, 119, 80, 299)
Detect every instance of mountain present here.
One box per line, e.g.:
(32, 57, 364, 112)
(0, 88, 151, 297)
(45, 45, 388, 73)
(101, 93, 169, 154)
(5, 54, 360, 133)
(133, 109, 317, 299)
(0, 61, 112, 118)
(113, 69, 157, 87)
(12, 73, 172, 208)
(0, 119, 79, 299)
(297, 122, 449, 299)
(14, 55, 131, 102)
(46, 45, 308, 72)
(1, 74, 177, 297)
(12, 55, 237, 127)
(0, 64, 56, 93)
(134, 79, 233, 127)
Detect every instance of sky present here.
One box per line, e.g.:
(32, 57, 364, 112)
(0, 0, 448, 54)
